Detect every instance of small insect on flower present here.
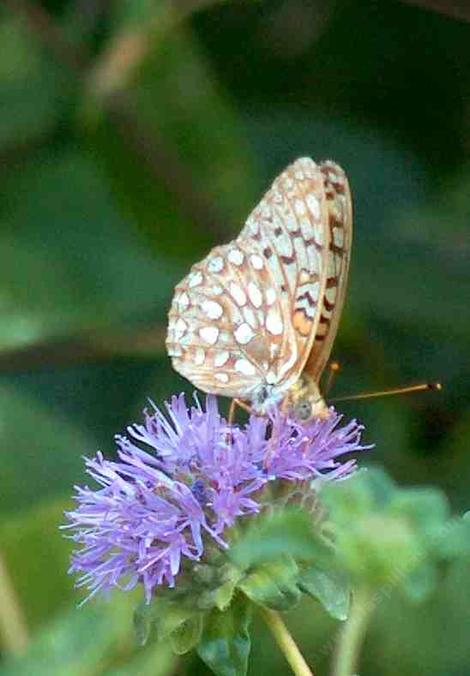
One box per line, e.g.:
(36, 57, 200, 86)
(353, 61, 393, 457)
(166, 157, 353, 421)
(64, 394, 369, 603)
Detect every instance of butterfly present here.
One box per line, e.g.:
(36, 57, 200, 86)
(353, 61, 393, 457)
(166, 157, 352, 420)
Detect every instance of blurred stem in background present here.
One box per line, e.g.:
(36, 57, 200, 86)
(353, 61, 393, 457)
(3, 0, 87, 70)
(332, 586, 374, 676)
(0, 326, 167, 372)
(259, 607, 314, 676)
(1, 0, 234, 369)
(86, 0, 228, 99)
(401, 0, 470, 22)
(0, 551, 29, 655)
(4, 0, 228, 243)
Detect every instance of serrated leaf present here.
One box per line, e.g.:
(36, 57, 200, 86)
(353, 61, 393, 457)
(134, 596, 200, 646)
(389, 489, 450, 537)
(319, 468, 467, 593)
(238, 557, 301, 612)
(320, 468, 396, 525)
(197, 563, 243, 612)
(170, 614, 203, 655)
(159, 603, 201, 640)
(229, 509, 330, 571)
(298, 567, 350, 621)
(214, 579, 238, 612)
(193, 579, 240, 613)
(197, 595, 251, 676)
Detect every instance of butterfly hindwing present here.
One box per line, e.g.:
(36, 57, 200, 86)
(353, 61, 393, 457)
(239, 157, 331, 380)
(167, 238, 296, 398)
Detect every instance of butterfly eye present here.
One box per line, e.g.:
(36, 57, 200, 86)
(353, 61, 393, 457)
(293, 400, 312, 421)
(255, 386, 270, 405)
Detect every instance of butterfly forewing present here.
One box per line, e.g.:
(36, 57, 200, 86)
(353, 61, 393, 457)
(303, 162, 353, 382)
(166, 157, 352, 411)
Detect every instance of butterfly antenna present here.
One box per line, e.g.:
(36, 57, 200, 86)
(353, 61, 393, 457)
(330, 382, 442, 403)
(323, 360, 341, 396)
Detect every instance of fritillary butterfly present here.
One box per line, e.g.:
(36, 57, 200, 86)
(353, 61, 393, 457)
(166, 157, 352, 420)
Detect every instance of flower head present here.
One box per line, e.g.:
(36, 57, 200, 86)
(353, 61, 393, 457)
(65, 394, 370, 602)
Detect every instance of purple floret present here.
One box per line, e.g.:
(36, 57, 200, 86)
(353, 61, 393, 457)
(64, 394, 370, 602)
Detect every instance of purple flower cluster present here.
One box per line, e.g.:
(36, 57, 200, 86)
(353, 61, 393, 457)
(65, 394, 369, 602)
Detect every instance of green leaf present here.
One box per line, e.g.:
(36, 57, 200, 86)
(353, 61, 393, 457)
(319, 468, 468, 594)
(0, 16, 67, 151)
(83, 9, 256, 261)
(336, 513, 419, 587)
(109, 0, 162, 27)
(134, 600, 153, 647)
(298, 566, 351, 621)
(0, 148, 173, 351)
(197, 595, 252, 676)
(238, 557, 301, 611)
(389, 489, 450, 538)
(195, 581, 239, 613)
(134, 597, 200, 646)
(229, 509, 330, 571)
(434, 516, 470, 559)
(0, 594, 138, 676)
(191, 562, 242, 612)
(383, 168, 470, 343)
(104, 638, 176, 676)
(320, 468, 396, 525)
(0, 385, 96, 515)
(214, 579, 239, 612)
(134, 559, 242, 642)
(170, 614, 203, 655)
(401, 560, 438, 604)
(319, 470, 422, 587)
(133, 26, 255, 229)
(0, 499, 74, 631)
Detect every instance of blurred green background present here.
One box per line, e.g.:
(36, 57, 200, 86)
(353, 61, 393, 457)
(0, 0, 469, 674)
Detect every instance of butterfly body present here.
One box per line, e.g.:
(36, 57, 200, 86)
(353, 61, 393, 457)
(166, 157, 352, 420)
(286, 374, 329, 421)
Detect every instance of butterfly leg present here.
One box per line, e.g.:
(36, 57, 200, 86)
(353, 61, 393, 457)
(228, 399, 237, 426)
(228, 398, 252, 425)
(323, 361, 341, 397)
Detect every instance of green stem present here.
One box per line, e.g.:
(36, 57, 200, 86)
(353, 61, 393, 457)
(0, 551, 29, 654)
(332, 586, 374, 676)
(260, 607, 314, 676)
